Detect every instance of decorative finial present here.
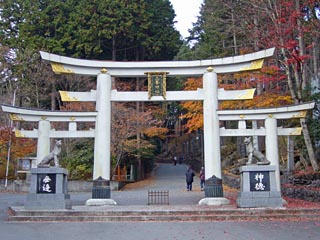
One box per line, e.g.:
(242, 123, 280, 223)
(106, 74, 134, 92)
(207, 66, 214, 72)
(100, 68, 108, 73)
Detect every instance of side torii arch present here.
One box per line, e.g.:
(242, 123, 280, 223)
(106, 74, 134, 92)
(1, 48, 314, 205)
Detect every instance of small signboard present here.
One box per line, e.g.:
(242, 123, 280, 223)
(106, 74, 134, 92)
(249, 171, 270, 191)
(17, 158, 36, 173)
(37, 174, 56, 194)
(146, 72, 168, 99)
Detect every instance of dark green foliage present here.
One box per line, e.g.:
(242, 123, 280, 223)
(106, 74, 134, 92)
(0, 0, 181, 60)
(186, 0, 247, 59)
(61, 139, 94, 180)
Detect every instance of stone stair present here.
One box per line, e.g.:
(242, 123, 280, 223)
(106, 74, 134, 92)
(8, 206, 320, 222)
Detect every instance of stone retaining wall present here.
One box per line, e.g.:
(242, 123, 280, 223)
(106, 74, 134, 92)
(222, 173, 240, 189)
(281, 186, 320, 202)
(0, 179, 125, 192)
(280, 172, 320, 202)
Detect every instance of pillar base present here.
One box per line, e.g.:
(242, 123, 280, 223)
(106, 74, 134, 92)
(204, 176, 224, 197)
(198, 197, 230, 206)
(85, 198, 117, 206)
(92, 177, 111, 199)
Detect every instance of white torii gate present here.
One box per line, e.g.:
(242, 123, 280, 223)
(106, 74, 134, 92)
(39, 48, 274, 185)
(1, 107, 97, 162)
(1, 48, 315, 205)
(218, 103, 314, 191)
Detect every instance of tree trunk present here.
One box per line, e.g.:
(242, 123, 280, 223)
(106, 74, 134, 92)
(300, 118, 319, 171)
(51, 81, 56, 110)
(231, 7, 238, 55)
(112, 36, 116, 61)
(293, 0, 318, 171)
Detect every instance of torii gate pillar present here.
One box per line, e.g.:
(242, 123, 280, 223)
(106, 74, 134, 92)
(93, 70, 111, 181)
(203, 68, 221, 179)
(87, 69, 117, 205)
(200, 68, 230, 205)
(37, 120, 51, 164)
(265, 117, 280, 191)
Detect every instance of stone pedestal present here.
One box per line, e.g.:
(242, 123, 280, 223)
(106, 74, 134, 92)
(237, 165, 283, 208)
(24, 167, 71, 210)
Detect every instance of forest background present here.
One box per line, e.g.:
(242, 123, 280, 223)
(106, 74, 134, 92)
(0, 0, 320, 182)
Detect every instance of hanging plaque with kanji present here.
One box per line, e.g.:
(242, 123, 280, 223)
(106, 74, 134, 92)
(146, 72, 168, 99)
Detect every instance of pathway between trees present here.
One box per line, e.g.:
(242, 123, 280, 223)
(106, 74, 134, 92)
(112, 163, 204, 205)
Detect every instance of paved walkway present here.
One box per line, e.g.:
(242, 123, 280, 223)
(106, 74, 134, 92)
(111, 163, 205, 205)
(68, 163, 207, 206)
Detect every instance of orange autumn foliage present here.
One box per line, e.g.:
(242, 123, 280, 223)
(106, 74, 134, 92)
(143, 126, 168, 139)
(0, 126, 36, 178)
(180, 76, 293, 132)
(220, 94, 293, 110)
(180, 77, 203, 132)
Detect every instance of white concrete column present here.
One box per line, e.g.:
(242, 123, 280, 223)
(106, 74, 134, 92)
(265, 117, 281, 191)
(36, 120, 51, 165)
(93, 69, 111, 180)
(203, 68, 221, 179)
(252, 121, 259, 151)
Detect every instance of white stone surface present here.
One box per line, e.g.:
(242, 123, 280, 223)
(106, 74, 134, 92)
(198, 197, 231, 206)
(265, 118, 281, 191)
(93, 72, 111, 180)
(218, 102, 315, 120)
(60, 88, 255, 102)
(203, 71, 221, 179)
(40, 48, 275, 76)
(219, 127, 302, 136)
(36, 120, 50, 165)
(85, 199, 117, 206)
(1, 105, 97, 122)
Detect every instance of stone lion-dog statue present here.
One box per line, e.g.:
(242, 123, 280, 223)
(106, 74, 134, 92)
(38, 139, 62, 167)
(244, 137, 270, 165)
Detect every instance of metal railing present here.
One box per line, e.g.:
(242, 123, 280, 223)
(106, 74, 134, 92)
(148, 190, 169, 205)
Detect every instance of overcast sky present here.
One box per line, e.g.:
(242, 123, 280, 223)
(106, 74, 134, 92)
(170, 0, 203, 39)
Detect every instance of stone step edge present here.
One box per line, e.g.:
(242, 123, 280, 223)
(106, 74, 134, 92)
(8, 214, 320, 222)
(9, 207, 320, 217)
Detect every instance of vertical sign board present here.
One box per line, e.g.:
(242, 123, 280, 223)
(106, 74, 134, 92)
(22, 159, 31, 170)
(146, 72, 168, 99)
(37, 174, 56, 194)
(249, 171, 270, 191)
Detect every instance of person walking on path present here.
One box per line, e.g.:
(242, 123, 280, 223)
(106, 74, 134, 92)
(173, 156, 177, 165)
(185, 166, 195, 191)
(199, 167, 205, 191)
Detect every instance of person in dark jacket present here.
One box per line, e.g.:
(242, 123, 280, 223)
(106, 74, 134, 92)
(199, 167, 205, 191)
(185, 167, 195, 191)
